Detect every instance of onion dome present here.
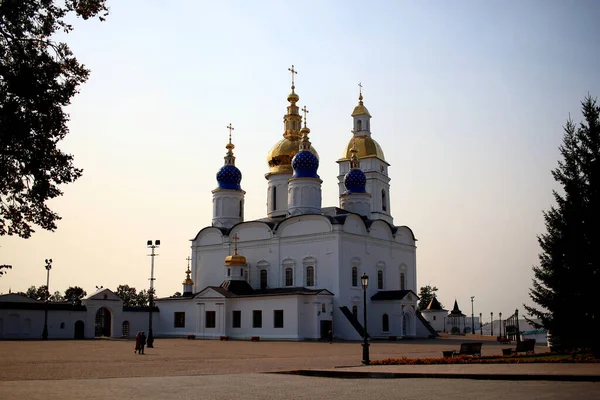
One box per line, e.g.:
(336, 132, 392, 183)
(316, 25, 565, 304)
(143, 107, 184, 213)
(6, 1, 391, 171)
(224, 233, 246, 265)
(344, 140, 367, 194)
(342, 135, 385, 161)
(267, 66, 319, 175)
(351, 92, 372, 117)
(216, 126, 242, 190)
(341, 91, 386, 162)
(182, 267, 194, 286)
(291, 107, 319, 179)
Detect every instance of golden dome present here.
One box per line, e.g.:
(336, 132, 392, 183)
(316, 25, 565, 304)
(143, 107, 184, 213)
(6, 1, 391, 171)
(341, 135, 385, 161)
(267, 137, 319, 175)
(351, 94, 371, 117)
(182, 267, 194, 285)
(224, 253, 247, 266)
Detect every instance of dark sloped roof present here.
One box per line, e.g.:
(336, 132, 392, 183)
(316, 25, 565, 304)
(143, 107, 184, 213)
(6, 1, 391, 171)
(122, 306, 159, 312)
(0, 301, 87, 311)
(196, 285, 333, 299)
(426, 296, 445, 311)
(371, 290, 418, 301)
(449, 299, 465, 316)
(219, 280, 255, 295)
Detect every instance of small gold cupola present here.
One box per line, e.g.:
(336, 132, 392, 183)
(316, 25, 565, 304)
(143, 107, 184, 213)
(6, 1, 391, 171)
(342, 84, 386, 161)
(267, 65, 319, 176)
(224, 233, 247, 266)
(182, 256, 194, 296)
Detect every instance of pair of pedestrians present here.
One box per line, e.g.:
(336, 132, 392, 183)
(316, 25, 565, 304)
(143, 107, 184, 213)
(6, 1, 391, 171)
(135, 331, 146, 354)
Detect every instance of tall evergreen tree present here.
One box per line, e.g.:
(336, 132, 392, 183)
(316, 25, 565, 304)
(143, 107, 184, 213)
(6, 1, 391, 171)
(525, 95, 600, 354)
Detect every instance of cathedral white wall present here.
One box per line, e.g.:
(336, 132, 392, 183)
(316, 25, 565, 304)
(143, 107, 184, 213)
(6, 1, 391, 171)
(420, 310, 448, 332)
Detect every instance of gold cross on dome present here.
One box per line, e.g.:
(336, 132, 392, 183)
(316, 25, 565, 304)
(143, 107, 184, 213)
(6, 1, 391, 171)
(232, 233, 239, 254)
(358, 82, 363, 95)
(288, 65, 298, 86)
(301, 105, 309, 126)
(185, 256, 191, 269)
(226, 123, 234, 142)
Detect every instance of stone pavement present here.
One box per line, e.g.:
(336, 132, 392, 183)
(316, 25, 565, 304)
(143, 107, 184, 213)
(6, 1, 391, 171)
(1, 337, 599, 400)
(0, 337, 598, 382)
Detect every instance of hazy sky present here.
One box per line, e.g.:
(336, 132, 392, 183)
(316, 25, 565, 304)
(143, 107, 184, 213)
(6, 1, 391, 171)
(1, 0, 599, 320)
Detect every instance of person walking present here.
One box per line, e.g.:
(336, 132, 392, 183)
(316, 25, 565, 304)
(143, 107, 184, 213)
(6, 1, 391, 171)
(134, 331, 141, 354)
(139, 331, 147, 355)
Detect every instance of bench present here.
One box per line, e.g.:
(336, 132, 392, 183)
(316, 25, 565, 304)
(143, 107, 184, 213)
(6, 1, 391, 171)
(250, 336, 260, 342)
(452, 342, 482, 357)
(497, 336, 511, 344)
(513, 339, 536, 355)
(219, 335, 229, 341)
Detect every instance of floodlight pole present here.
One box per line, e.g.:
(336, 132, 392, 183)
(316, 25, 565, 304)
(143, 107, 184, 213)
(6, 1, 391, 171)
(42, 258, 52, 340)
(470, 296, 475, 335)
(361, 272, 370, 365)
(147, 240, 160, 348)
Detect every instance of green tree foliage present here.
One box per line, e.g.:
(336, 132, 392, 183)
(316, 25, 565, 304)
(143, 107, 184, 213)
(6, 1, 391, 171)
(49, 290, 63, 301)
(25, 284, 49, 301)
(0, 264, 11, 277)
(525, 95, 600, 354)
(417, 285, 443, 311)
(115, 284, 137, 307)
(64, 286, 86, 303)
(0, 0, 108, 238)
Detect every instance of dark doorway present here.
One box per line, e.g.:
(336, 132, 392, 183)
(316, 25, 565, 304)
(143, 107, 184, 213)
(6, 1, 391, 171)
(95, 307, 111, 337)
(74, 320, 85, 339)
(122, 321, 130, 338)
(320, 320, 332, 340)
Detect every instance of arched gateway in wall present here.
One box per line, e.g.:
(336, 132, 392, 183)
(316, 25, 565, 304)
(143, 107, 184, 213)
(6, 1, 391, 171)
(94, 307, 111, 337)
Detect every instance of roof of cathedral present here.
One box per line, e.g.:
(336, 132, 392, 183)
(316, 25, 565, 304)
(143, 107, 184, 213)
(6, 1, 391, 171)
(370, 289, 418, 301)
(203, 283, 333, 298)
(192, 208, 417, 242)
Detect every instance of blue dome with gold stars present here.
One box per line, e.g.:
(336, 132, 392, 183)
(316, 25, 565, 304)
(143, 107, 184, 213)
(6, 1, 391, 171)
(344, 168, 366, 193)
(217, 165, 242, 190)
(292, 150, 319, 179)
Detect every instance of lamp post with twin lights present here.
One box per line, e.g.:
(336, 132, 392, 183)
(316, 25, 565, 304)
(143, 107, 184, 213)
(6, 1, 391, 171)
(42, 258, 52, 340)
(147, 240, 160, 348)
(361, 272, 370, 365)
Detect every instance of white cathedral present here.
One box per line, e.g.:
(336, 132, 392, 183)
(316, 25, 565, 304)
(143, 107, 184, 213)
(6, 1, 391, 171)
(153, 72, 432, 341)
(0, 69, 435, 341)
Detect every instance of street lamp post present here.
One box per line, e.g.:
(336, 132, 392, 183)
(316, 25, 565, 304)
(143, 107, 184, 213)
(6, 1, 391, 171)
(499, 312, 503, 338)
(470, 296, 475, 335)
(479, 312, 482, 335)
(42, 258, 52, 340)
(360, 272, 370, 365)
(490, 312, 494, 336)
(147, 240, 160, 348)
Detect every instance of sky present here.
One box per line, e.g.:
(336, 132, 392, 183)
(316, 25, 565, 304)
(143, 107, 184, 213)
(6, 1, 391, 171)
(1, 0, 599, 321)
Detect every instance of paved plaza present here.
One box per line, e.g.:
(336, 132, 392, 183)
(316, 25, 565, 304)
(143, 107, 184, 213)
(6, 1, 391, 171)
(0, 337, 599, 399)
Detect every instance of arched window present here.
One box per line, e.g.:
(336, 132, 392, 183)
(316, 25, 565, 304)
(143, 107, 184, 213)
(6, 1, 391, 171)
(260, 269, 268, 289)
(377, 270, 383, 289)
(382, 314, 389, 332)
(352, 305, 358, 319)
(285, 267, 293, 286)
(400, 272, 406, 290)
(352, 266, 358, 287)
(239, 200, 243, 217)
(357, 119, 362, 131)
(272, 186, 277, 210)
(382, 189, 387, 212)
(306, 266, 315, 287)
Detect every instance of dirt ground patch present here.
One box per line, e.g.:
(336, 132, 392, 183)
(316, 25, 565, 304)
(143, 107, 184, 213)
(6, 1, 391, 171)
(0, 337, 520, 381)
